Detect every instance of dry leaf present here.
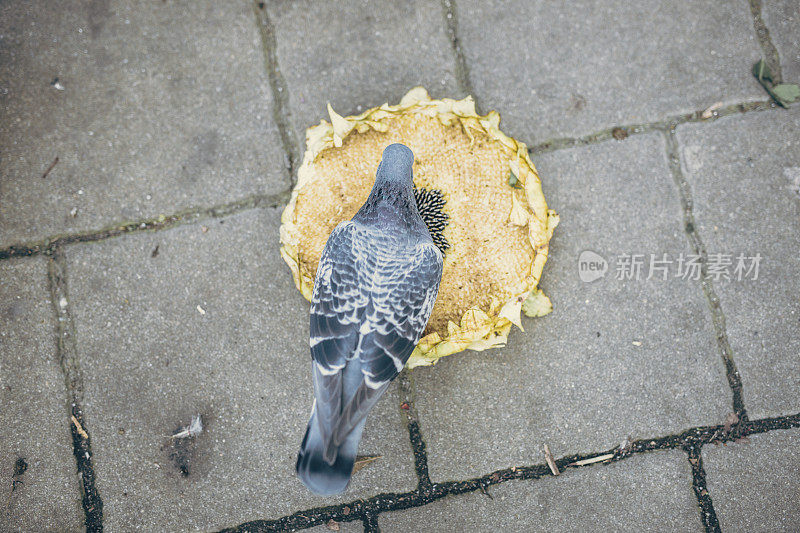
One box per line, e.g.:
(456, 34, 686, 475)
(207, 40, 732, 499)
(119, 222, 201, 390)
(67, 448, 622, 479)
(723, 412, 739, 433)
(772, 83, 800, 103)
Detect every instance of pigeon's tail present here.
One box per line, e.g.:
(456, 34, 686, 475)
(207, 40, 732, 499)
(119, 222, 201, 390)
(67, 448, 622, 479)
(296, 410, 367, 496)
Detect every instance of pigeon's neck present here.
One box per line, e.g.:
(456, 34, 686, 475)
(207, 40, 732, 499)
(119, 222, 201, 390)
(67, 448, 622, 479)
(353, 175, 424, 232)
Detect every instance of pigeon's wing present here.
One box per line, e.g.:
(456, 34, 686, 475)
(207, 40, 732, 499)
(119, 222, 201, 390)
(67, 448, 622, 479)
(332, 240, 443, 445)
(309, 221, 368, 449)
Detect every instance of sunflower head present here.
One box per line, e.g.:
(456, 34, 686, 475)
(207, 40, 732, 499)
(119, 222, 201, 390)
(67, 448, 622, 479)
(280, 87, 558, 368)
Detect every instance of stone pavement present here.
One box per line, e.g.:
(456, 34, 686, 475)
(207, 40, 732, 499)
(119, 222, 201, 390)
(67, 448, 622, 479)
(0, 1, 798, 531)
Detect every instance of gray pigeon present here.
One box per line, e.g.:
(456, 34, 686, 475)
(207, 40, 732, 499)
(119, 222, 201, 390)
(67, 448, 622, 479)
(296, 143, 444, 495)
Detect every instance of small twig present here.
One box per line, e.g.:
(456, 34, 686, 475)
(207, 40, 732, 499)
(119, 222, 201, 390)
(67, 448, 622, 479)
(41, 156, 59, 179)
(568, 453, 615, 467)
(543, 444, 559, 476)
(71, 415, 89, 440)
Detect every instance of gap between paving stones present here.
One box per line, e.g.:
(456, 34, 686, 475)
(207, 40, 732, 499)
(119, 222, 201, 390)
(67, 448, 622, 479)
(747, 0, 783, 84)
(47, 248, 103, 532)
(397, 371, 433, 493)
(362, 512, 380, 533)
(529, 100, 776, 155)
(252, 1, 301, 182)
(685, 444, 721, 533)
(218, 412, 799, 532)
(662, 129, 747, 420)
(0, 190, 290, 261)
(440, 0, 475, 99)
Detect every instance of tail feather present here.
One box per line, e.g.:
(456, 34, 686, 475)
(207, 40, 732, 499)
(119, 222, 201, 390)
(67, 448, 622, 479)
(296, 411, 367, 496)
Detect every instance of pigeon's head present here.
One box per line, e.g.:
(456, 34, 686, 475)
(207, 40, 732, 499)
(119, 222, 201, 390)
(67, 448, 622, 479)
(377, 143, 414, 184)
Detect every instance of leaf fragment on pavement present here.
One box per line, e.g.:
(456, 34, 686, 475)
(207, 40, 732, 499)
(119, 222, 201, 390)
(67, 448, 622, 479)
(723, 412, 739, 433)
(752, 59, 799, 108)
(772, 83, 800, 103)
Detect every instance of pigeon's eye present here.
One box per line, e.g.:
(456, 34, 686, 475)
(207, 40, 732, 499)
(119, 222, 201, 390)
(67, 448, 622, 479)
(281, 87, 558, 368)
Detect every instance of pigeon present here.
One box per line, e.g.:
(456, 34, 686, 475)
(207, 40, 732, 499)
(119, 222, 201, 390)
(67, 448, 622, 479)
(296, 143, 444, 495)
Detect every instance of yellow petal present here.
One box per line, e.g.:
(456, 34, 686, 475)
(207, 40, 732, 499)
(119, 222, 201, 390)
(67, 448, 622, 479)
(508, 192, 529, 226)
(327, 103, 354, 146)
(522, 288, 553, 318)
(399, 86, 431, 106)
(498, 295, 525, 330)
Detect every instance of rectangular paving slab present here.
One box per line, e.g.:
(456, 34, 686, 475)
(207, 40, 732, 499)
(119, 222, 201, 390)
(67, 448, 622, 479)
(267, 0, 462, 147)
(677, 108, 800, 418)
(411, 133, 730, 482)
(703, 429, 800, 531)
(0, 0, 287, 248)
(455, 0, 765, 144)
(0, 257, 84, 532)
(380, 450, 701, 531)
(65, 209, 417, 531)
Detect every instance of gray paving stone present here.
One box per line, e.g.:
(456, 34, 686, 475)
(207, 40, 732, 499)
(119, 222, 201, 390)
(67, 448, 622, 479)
(762, 1, 800, 83)
(268, 0, 461, 143)
(0, 0, 287, 248)
(677, 108, 800, 418)
(380, 450, 701, 532)
(704, 429, 800, 531)
(412, 133, 730, 482)
(66, 209, 417, 531)
(0, 258, 84, 532)
(456, 0, 765, 144)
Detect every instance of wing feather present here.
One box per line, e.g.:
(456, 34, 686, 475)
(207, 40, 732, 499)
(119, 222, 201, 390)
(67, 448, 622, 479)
(310, 221, 443, 456)
(331, 241, 443, 445)
(309, 222, 366, 452)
